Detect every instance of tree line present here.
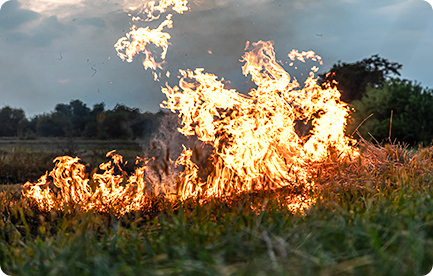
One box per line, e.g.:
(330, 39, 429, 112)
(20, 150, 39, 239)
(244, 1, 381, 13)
(0, 101, 166, 140)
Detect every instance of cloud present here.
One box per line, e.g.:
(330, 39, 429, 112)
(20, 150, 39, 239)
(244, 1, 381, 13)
(0, 0, 432, 118)
(0, 0, 39, 30)
(0, 16, 70, 47)
(76, 17, 106, 28)
(374, 0, 433, 15)
(19, 0, 87, 16)
(19, 0, 123, 18)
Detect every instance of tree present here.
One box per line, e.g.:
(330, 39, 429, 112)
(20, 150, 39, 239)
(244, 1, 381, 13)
(320, 55, 403, 103)
(348, 78, 433, 145)
(0, 106, 26, 137)
(0, 100, 165, 140)
(83, 103, 105, 138)
(137, 110, 166, 139)
(69, 100, 91, 136)
(35, 113, 67, 137)
(98, 105, 134, 139)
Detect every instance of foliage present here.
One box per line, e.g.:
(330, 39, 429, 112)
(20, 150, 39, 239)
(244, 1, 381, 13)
(319, 54, 402, 103)
(2, 143, 433, 275)
(99, 105, 166, 140)
(0, 101, 167, 140)
(348, 78, 433, 145)
(0, 106, 26, 137)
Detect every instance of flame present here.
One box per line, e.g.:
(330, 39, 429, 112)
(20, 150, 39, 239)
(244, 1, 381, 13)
(115, 0, 189, 75)
(22, 151, 175, 216)
(288, 49, 323, 64)
(114, 14, 173, 71)
(161, 40, 358, 206)
(23, 40, 358, 215)
(130, 0, 189, 22)
(23, 2, 359, 216)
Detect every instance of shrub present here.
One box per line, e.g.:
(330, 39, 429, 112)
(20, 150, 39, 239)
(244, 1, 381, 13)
(348, 78, 433, 145)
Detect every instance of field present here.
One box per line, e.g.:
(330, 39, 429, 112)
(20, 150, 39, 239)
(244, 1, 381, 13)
(0, 137, 144, 185)
(2, 141, 433, 275)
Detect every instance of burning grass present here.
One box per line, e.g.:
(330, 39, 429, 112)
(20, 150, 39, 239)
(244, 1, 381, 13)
(22, 40, 363, 216)
(2, 142, 433, 275)
(0, 138, 143, 185)
(3, 1, 433, 274)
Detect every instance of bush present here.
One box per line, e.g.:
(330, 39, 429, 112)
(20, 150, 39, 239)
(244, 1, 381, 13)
(348, 78, 433, 145)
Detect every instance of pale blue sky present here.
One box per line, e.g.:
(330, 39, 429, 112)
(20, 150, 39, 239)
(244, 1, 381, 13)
(0, 0, 432, 117)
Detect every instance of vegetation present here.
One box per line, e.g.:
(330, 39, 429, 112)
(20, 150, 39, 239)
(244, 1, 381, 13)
(0, 100, 166, 140)
(320, 55, 433, 145)
(2, 142, 433, 275)
(0, 101, 172, 184)
(348, 78, 433, 145)
(319, 54, 403, 103)
(0, 138, 143, 184)
(2, 56, 433, 275)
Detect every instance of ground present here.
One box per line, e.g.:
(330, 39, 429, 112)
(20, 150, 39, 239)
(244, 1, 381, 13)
(1, 142, 433, 275)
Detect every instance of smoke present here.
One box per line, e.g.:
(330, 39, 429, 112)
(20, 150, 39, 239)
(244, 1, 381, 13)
(137, 111, 213, 184)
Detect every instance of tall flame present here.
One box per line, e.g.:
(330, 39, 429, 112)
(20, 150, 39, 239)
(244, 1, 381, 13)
(23, 2, 359, 216)
(161, 40, 358, 205)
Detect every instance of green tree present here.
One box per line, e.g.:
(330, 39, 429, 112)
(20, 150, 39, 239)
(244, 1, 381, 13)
(99, 105, 165, 140)
(320, 55, 402, 103)
(0, 106, 26, 137)
(137, 110, 166, 139)
(349, 78, 433, 145)
(83, 103, 105, 138)
(99, 105, 136, 139)
(35, 113, 68, 137)
(69, 100, 91, 136)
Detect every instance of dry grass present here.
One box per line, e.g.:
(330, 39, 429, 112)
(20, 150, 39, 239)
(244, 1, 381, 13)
(0, 138, 143, 184)
(2, 141, 433, 275)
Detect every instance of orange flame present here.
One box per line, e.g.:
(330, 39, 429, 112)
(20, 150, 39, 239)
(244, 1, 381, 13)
(22, 151, 175, 216)
(161, 40, 358, 205)
(115, 0, 190, 77)
(114, 14, 173, 71)
(23, 1, 359, 215)
(23, 41, 358, 215)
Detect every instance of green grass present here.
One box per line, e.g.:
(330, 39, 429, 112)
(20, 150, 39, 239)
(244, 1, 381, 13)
(2, 143, 433, 275)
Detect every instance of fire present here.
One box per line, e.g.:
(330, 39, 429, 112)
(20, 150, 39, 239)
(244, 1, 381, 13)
(114, 0, 190, 79)
(162, 40, 358, 204)
(114, 14, 173, 71)
(129, 0, 189, 22)
(22, 151, 175, 216)
(22, 1, 359, 216)
(288, 49, 323, 64)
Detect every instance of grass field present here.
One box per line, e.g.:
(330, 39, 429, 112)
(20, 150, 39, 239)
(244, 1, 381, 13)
(2, 142, 433, 275)
(0, 137, 144, 185)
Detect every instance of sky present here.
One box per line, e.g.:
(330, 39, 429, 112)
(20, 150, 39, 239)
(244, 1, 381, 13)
(0, 0, 432, 117)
